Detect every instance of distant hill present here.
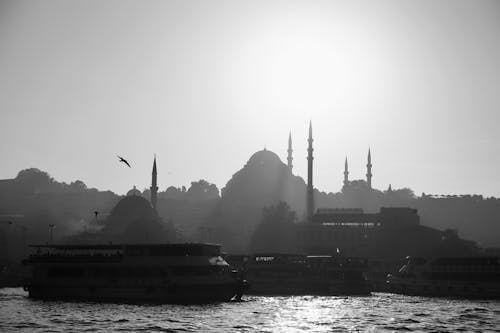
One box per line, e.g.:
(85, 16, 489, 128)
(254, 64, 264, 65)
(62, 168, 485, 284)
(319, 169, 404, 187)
(0, 168, 120, 262)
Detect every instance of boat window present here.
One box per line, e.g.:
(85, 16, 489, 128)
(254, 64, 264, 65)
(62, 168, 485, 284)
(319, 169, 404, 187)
(171, 266, 213, 276)
(48, 267, 84, 278)
(255, 256, 275, 262)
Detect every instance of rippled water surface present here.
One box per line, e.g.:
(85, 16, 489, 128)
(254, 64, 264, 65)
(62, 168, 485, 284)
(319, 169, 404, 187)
(1, 288, 499, 332)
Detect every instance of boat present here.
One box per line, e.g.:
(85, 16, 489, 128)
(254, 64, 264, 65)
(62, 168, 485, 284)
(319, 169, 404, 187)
(226, 254, 371, 296)
(386, 256, 500, 298)
(23, 243, 248, 303)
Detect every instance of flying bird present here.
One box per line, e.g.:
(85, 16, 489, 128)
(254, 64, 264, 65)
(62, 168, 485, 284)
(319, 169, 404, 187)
(117, 156, 131, 168)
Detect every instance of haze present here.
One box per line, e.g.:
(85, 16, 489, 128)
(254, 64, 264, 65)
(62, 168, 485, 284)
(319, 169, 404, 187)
(1, 0, 499, 196)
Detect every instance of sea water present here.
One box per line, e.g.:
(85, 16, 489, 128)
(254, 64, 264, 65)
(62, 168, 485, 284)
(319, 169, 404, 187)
(1, 288, 499, 332)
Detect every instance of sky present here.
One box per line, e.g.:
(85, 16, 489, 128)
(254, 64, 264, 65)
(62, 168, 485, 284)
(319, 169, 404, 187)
(1, 0, 500, 196)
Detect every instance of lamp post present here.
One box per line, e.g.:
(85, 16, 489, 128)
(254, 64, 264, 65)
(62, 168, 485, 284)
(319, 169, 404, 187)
(48, 224, 55, 244)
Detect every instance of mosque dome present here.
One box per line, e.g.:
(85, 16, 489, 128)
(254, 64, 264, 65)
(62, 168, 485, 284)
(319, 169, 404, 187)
(246, 149, 283, 168)
(221, 148, 292, 200)
(126, 186, 141, 196)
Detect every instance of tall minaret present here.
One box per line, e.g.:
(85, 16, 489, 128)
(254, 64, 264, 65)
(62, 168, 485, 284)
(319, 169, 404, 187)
(366, 148, 372, 189)
(344, 156, 349, 186)
(150, 155, 158, 210)
(287, 131, 293, 171)
(307, 121, 314, 223)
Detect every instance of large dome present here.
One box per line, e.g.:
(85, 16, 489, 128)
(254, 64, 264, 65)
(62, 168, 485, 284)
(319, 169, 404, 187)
(221, 148, 303, 202)
(246, 149, 283, 168)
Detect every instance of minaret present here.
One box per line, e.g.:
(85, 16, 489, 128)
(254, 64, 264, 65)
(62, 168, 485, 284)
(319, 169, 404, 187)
(366, 148, 372, 189)
(150, 155, 158, 210)
(307, 121, 314, 223)
(344, 156, 349, 186)
(287, 131, 293, 171)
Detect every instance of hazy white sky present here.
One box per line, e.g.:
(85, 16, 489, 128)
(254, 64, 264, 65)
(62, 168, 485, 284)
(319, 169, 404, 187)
(1, 0, 500, 196)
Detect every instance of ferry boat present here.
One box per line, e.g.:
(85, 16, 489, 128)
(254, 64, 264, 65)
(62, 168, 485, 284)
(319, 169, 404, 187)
(23, 243, 247, 303)
(386, 256, 500, 298)
(227, 254, 371, 296)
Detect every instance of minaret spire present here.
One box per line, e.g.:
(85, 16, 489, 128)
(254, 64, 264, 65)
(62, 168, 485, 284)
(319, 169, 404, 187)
(366, 148, 372, 189)
(150, 155, 158, 210)
(344, 156, 349, 187)
(287, 131, 293, 171)
(307, 121, 314, 223)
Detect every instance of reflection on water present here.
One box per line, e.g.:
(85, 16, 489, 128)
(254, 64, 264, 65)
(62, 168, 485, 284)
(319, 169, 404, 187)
(1, 288, 499, 332)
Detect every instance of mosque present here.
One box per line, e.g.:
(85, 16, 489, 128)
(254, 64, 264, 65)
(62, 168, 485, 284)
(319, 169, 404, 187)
(128, 121, 372, 225)
(119, 122, 477, 258)
(105, 156, 178, 243)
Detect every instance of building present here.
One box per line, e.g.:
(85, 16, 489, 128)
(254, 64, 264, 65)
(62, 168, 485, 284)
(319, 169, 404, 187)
(298, 207, 477, 259)
(312, 207, 419, 228)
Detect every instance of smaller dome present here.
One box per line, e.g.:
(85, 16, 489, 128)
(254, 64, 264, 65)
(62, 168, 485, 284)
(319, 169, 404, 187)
(127, 185, 141, 196)
(105, 195, 157, 233)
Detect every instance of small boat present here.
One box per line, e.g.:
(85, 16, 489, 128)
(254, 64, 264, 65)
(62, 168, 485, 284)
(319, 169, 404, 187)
(227, 254, 371, 296)
(386, 256, 500, 298)
(23, 243, 247, 303)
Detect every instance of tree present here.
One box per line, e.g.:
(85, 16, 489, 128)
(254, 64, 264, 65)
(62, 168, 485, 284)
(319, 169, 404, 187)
(187, 180, 219, 201)
(68, 180, 87, 191)
(250, 201, 297, 253)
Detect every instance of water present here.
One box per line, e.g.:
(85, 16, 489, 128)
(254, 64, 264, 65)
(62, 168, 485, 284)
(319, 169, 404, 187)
(1, 288, 499, 332)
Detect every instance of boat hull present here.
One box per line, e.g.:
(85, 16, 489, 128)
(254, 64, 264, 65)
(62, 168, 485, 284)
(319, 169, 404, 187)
(387, 278, 500, 299)
(247, 278, 371, 296)
(26, 282, 240, 303)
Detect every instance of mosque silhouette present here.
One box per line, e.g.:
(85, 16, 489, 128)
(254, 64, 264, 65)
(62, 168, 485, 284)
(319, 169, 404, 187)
(115, 122, 478, 265)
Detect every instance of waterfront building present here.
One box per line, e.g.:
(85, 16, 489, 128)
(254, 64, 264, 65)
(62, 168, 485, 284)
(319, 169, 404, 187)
(298, 207, 478, 259)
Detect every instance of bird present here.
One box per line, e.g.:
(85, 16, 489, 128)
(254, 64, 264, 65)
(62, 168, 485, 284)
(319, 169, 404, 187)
(117, 155, 131, 168)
